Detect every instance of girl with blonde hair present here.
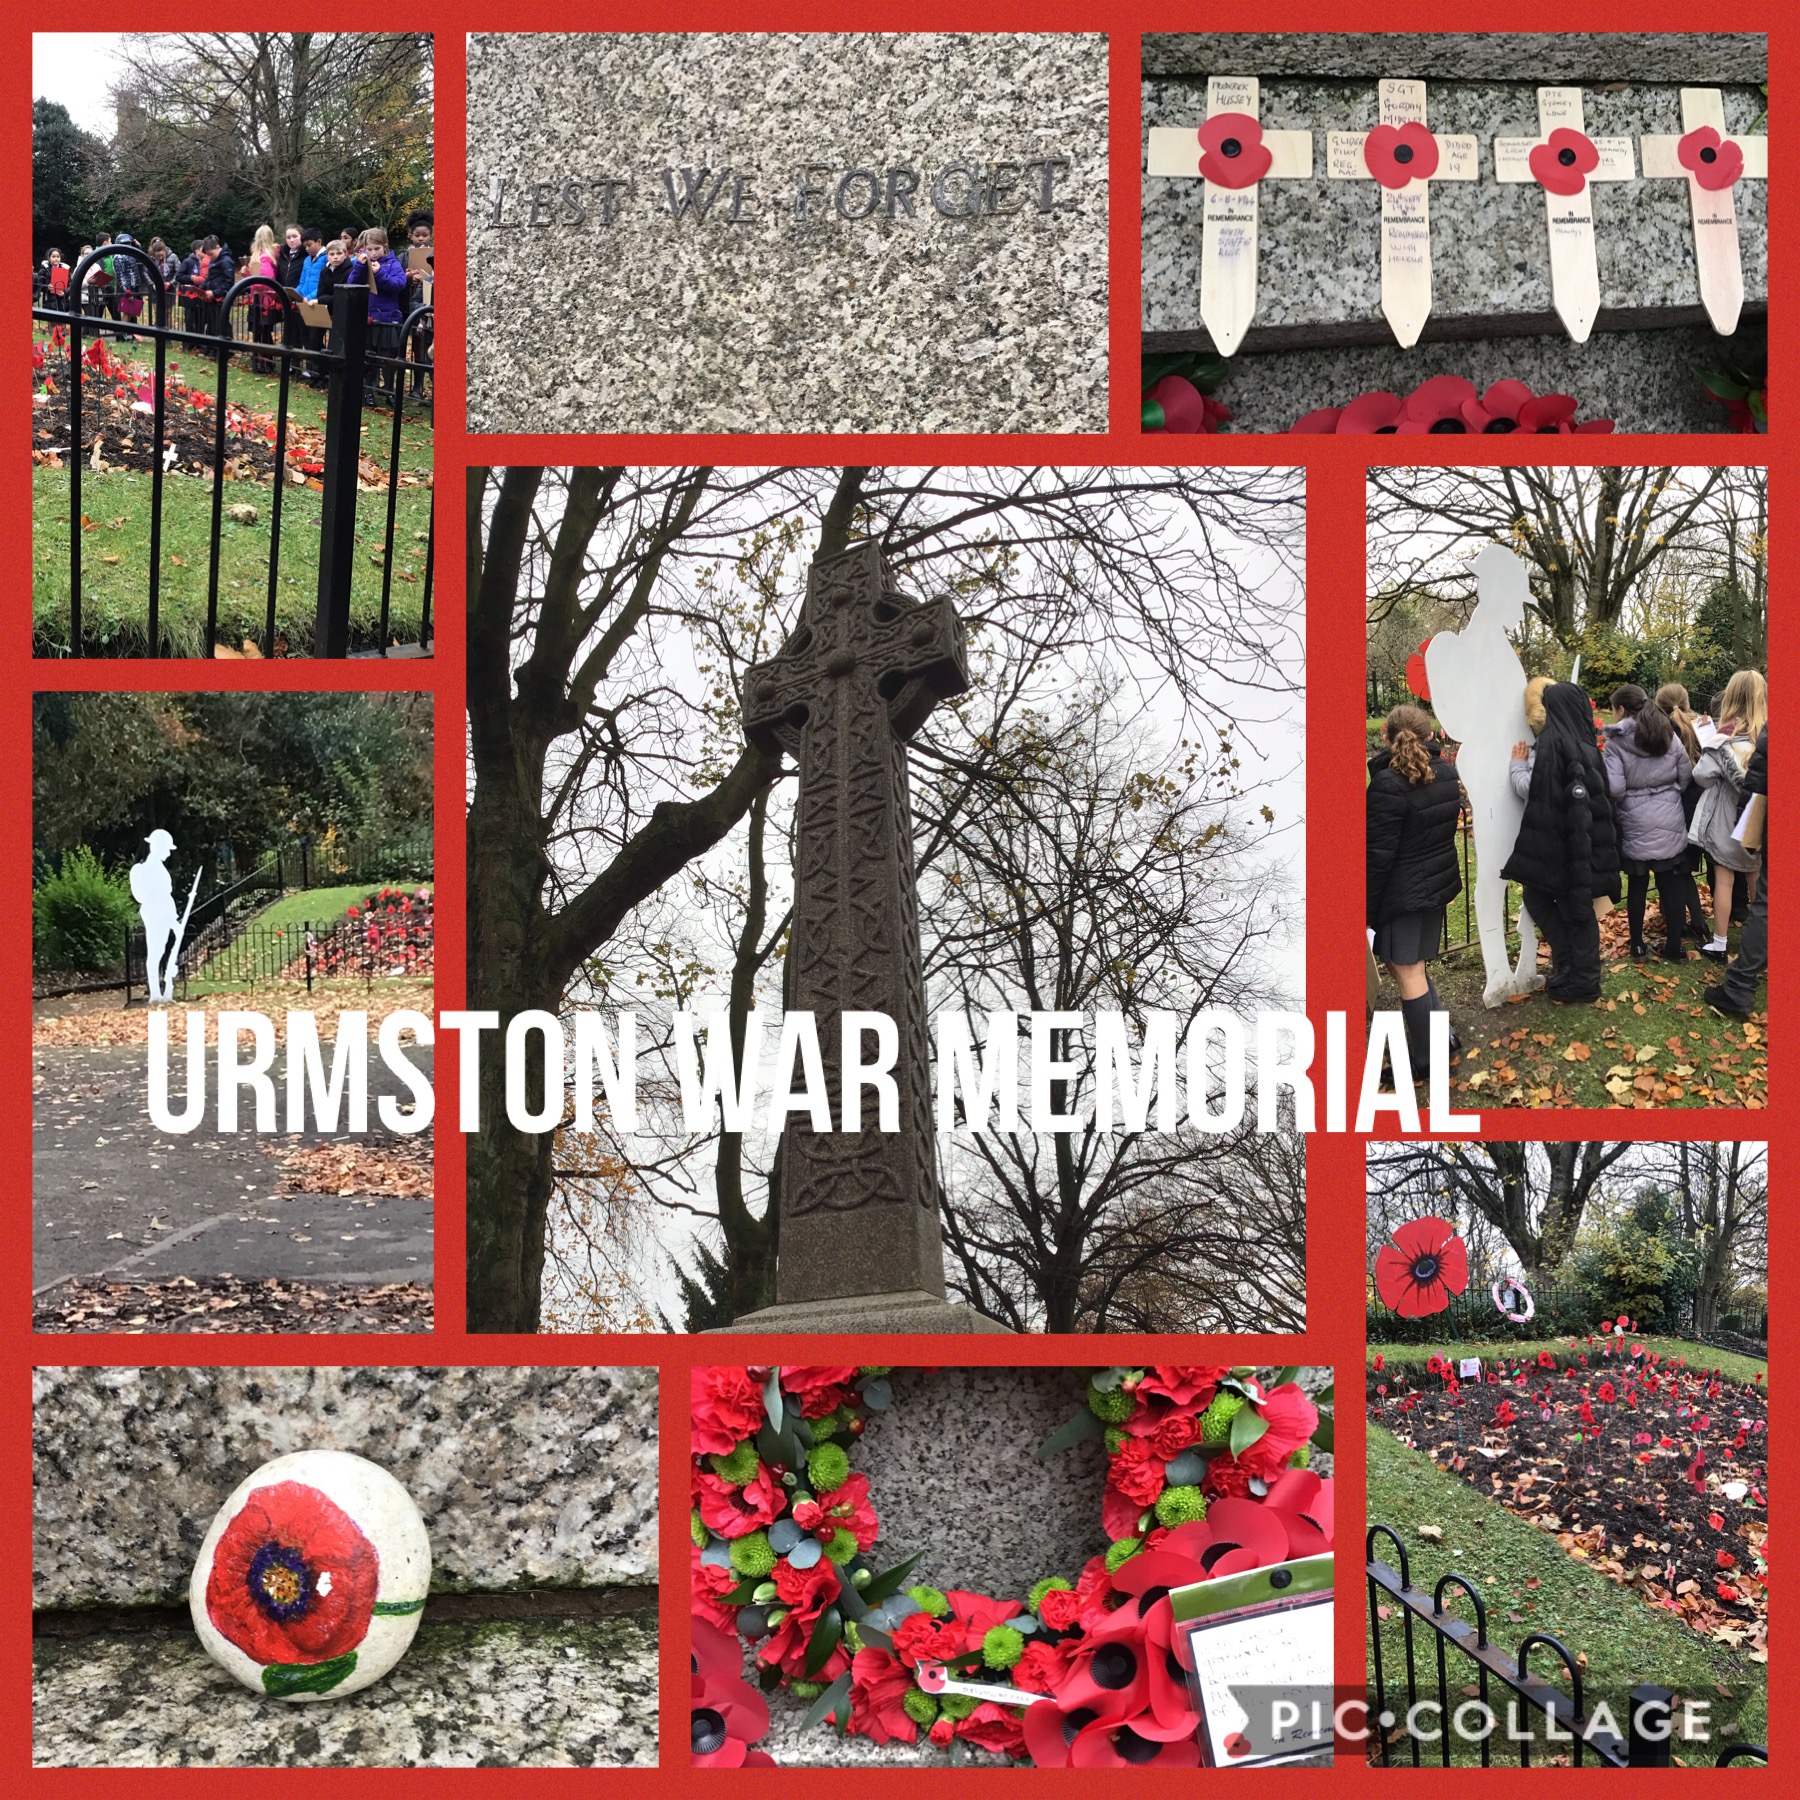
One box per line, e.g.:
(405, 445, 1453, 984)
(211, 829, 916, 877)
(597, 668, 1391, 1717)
(1693, 668, 1767, 956)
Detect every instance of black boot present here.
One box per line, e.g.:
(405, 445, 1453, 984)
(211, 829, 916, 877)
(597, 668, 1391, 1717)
(1400, 994, 1436, 1081)
(1423, 979, 1462, 1058)
(1630, 938, 1648, 961)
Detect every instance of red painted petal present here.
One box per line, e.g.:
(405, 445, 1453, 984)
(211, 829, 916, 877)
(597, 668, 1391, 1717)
(1517, 393, 1579, 432)
(1288, 407, 1345, 433)
(1401, 374, 1478, 423)
(1436, 1232, 1470, 1295)
(1480, 378, 1536, 421)
(1144, 375, 1212, 434)
(1338, 390, 1404, 433)
(1373, 1243, 1413, 1311)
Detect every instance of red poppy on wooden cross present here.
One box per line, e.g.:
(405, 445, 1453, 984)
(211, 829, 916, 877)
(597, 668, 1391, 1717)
(1146, 76, 1313, 356)
(1325, 80, 1479, 348)
(1639, 89, 1767, 337)
(1493, 87, 1636, 343)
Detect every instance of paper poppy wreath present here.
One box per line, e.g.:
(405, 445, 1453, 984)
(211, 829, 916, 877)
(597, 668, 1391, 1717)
(691, 1365, 1335, 1766)
(189, 1451, 432, 1701)
(1492, 1276, 1536, 1323)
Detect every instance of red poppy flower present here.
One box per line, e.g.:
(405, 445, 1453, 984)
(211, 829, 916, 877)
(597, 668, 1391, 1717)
(1197, 113, 1272, 189)
(1364, 121, 1440, 190)
(692, 1615, 776, 1767)
(1494, 1400, 1518, 1426)
(1678, 125, 1744, 192)
(1144, 375, 1233, 434)
(1404, 644, 1431, 700)
(1289, 406, 1345, 432)
(693, 1463, 781, 1538)
(1337, 389, 1406, 433)
(1530, 127, 1600, 196)
(849, 1645, 919, 1744)
(1374, 1216, 1469, 1318)
(204, 1480, 380, 1667)
(1597, 1381, 1616, 1403)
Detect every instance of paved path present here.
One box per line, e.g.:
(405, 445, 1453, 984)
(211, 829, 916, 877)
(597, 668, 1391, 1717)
(33, 1044, 434, 1291)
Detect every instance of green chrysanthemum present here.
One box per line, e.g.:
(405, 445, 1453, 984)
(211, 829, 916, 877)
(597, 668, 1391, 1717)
(1104, 1426, 1127, 1455)
(810, 1414, 839, 1441)
(982, 1625, 1025, 1671)
(729, 1531, 776, 1578)
(690, 1509, 707, 1548)
(861, 1366, 893, 1377)
(1289, 1443, 1313, 1470)
(825, 1527, 859, 1565)
(1200, 1391, 1249, 1446)
(902, 1687, 940, 1726)
(843, 1620, 864, 1652)
(940, 1693, 977, 1722)
(1086, 1383, 1135, 1424)
(1155, 1484, 1207, 1528)
(710, 1441, 760, 1484)
(908, 1585, 950, 1618)
(806, 1443, 851, 1492)
(1028, 1575, 1072, 1615)
(1105, 1535, 1143, 1573)
(789, 1679, 824, 1700)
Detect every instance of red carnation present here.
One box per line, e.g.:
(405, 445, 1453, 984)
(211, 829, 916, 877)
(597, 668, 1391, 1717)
(692, 1366, 765, 1457)
(1136, 1366, 1227, 1412)
(1197, 113, 1272, 188)
(1202, 1458, 1255, 1502)
(848, 1646, 918, 1744)
(1037, 1586, 1082, 1632)
(694, 1463, 781, 1538)
(890, 1610, 958, 1666)
(1374, 1216, 1469, 1318)
(1530, 127, 1600, 196)
(1364, 121, 1440, 190)
(822, 1469, 879, 1551)
(1014, 1637, 1078, 1693)
(204, 1480, 380, 1667)
(782, 1366, 860, 1418)
(1149, 1414, 1200, 1460)
(691, 1544, 741, 1632)
(1678, 125, 1744, 192)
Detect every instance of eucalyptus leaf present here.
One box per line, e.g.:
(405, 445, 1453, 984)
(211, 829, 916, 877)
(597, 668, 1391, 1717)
(769, 1518, 803, 1555)
(860, 1378, 892, 1411)
(788, 1536, 822, 1570)
(1090, 1367, 1124, 1392)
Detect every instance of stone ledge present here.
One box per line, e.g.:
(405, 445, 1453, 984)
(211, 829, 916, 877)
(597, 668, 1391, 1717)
(1142, 33, 1767, 84)
(705, 1289, 1013, 1334)
(33, 1366, 659, 1607)
(33, 1616, 658, 1768)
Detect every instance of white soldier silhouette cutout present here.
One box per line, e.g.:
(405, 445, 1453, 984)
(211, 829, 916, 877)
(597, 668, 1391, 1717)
(1421, 545, 1544, 1008)
(129, 830, 201, 1003)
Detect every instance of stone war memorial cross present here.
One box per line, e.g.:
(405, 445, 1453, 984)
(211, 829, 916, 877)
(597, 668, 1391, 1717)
(716, 541, 1008, 1334)
(1639, 87, 1768, 337)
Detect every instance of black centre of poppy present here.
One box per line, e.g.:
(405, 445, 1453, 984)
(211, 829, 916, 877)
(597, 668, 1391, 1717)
(1166, 1649, 1188, 1682)
(692, 1708, 728, 1755)
(1136, 1585, 1171, 1618)
(1394, 144, 1415, 165)
(1701, 146, 1719, 163)
(1062, 1707, 1099, 1746)
(1221, 138, 1242, 158)
(1485, 418, 1520, 434)
(1429, 419, 1467, 433)
(1411, 1254, 1441, 1282)
(1093, 1643, 1139, 1689)
(1116, 1727, 1163, 1764)
(1558, 147, 1578, 166)
(1375, 424, 1398, 434)
(246, 1541, 314, 1623)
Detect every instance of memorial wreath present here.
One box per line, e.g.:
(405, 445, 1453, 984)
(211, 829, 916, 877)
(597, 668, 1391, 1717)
(691, 1364, 1335, 1767)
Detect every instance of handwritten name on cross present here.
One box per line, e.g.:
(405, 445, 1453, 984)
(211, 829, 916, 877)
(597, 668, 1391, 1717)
(742, 542, 967, 1307)
(1494, 87, 1635, 343)
(1147, 76, 1312, 356)
(1640, 89, 1767, 337)
(1325, 80, 1478, 348)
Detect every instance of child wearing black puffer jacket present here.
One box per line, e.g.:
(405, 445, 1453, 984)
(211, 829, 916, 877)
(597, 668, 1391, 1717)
(1367, 703, 1464, 1079)
(1503, 682, 1621, 1003)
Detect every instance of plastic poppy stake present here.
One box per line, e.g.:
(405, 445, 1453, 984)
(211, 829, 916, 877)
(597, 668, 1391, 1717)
(1493, 88, 1636, 343)
(916, 1661, 1050, 1708)
(1325, 81, 1478, 348)
(1639, 89, 1767, 336)
(1146, 76, 1314, 356)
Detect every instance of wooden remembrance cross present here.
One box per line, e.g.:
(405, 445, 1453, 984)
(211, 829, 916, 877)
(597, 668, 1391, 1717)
(743, 542, 969, 1310)
(1494, 87, 1636, 343)
(1326, 80, 1478, 348)
(1640, 88, 1768, 337)
(1146, 75, 1313, 356)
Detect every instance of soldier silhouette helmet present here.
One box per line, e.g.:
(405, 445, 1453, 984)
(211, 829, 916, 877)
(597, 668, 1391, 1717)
(145, 829, 174, 855)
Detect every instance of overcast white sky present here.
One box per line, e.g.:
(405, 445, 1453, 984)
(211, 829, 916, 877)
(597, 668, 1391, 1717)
(34, 35, 127, 138)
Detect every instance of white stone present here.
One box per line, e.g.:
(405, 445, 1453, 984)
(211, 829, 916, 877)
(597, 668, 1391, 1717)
(188, 1450, 431, 1702)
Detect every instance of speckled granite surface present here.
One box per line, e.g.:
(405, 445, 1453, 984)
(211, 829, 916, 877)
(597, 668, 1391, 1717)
(1205, 319, 1766, 435)
(467, 33, 1108, 434)
(33, 1616, 658, 1768)
(1143, 33, 1766, 84)
(1143, 77, 1767, 338)
(746, 1365, 1332, 1767)
(34, 1366, 658, 1606)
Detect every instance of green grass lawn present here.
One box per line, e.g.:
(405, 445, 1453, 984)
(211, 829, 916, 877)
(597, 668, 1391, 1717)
(1371, 1336, 1767, 1387)
(189, 882, 429, 991)
(1367, 1423, 1767, 1765)
(32, 326, 432, 657)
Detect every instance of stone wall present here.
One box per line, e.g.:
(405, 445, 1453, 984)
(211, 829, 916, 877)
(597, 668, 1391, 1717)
(1143, 33, 1767, 433)
(33, 1365, 659, 1768)
(467, 33, 1109, 435)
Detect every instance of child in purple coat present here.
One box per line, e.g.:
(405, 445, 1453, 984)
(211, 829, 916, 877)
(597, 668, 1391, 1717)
(344, 227, 409, 405)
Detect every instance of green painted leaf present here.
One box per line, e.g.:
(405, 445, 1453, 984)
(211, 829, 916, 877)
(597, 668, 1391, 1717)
(1695, 367, 1750, 401)
(1230, 1403, 1272, 1458)
(372, 1597, 425, 1616)
(801, 1671, 853, 1731)
(262, 1651, 357, 1697)
(1142, 399, 1166, 432)
(857, 1550, 923, 1608)
(1036, 1406, 1103, 1461)
(804, 1604, 843, 1678)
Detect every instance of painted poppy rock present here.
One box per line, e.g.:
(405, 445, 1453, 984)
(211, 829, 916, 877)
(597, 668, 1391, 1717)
(189, 1451, 431, 1701)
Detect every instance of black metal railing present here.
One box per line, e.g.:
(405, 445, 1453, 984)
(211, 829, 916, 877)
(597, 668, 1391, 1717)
(125, 908, 434, 1001)
(1366, 1284, 1769, 1353)
(1367, 1526, 1767, 1769)
(32, 242, 432, 659)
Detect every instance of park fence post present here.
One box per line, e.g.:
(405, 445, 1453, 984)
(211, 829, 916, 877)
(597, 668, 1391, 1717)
(313, 284, 369, 658)
(1626, 1683, 1674, 1767)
